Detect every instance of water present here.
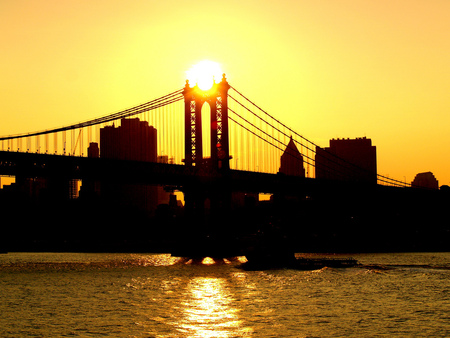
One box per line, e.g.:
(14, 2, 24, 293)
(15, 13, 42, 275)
(0, 252, 449, 337)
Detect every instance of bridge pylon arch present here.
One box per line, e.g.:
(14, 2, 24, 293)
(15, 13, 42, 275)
(183, 74, 231, 171)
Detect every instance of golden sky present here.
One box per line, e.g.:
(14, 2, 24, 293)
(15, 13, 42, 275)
(1, 0, 449, 185)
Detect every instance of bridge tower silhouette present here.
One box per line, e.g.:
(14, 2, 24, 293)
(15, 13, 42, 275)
(177, 74, 236, 259)
(183, 74, 231, 171)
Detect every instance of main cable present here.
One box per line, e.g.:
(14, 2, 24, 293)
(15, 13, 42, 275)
(0, 89, 183, 141)
(230, 86, 409, 187)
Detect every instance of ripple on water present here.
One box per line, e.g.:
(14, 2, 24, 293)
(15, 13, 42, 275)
(0, 252, 448, 338)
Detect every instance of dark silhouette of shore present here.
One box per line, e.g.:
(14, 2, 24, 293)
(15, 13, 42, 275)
(1, 180, 449, 255)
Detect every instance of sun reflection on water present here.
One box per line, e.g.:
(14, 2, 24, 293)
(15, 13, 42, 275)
(201, 257, 215, 265)
(177, 277, 250, 337)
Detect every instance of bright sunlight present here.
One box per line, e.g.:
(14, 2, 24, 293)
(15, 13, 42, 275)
(186, 60, 223, 90)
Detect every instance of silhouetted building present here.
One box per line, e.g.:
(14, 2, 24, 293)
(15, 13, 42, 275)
(13, 177, 47, 199)
(231, 192, 259, 209)
(279, 137, 305, 177)
(99, 118, 159, 215)
(315, 137, 377, 184)
(87, 142, 99, 158)
(80, 142, 101, 198)
(411, 172, 439, 189)
(68, 179, 80, 199)
(100, 118, 157, 161)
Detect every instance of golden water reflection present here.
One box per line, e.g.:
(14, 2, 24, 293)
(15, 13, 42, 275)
(178, 277, 251, 337)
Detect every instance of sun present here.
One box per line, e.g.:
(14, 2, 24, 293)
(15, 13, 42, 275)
(186, 60, 223, 91)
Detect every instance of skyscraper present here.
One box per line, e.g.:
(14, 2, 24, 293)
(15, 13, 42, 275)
(99, 118, 158, 214)
(100, 118, 157, 162)
(315, 137, 377, 184)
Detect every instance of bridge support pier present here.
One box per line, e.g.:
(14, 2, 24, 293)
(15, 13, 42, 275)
(172, 180, 238, 260)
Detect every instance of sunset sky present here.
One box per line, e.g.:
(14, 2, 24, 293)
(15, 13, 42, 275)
(1, 0, 449, 185)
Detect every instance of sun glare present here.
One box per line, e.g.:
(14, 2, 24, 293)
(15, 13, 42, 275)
(186, 60, 223, 91)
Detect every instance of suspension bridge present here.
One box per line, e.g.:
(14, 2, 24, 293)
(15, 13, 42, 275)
(1, 75, 447, 256)
(0, 75, 406, 185)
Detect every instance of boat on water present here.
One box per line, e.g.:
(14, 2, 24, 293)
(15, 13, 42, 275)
(241, 254, 359, 271)
(240, 233, 359, 270)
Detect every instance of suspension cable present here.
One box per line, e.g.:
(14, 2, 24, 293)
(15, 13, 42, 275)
(228, 107, 316, 165)
(229, 96, 315, 156)
(230, 95, 362, 178)
(230, 86, 409, 187)
(229, 108, 360, 179)
(0, 89, 183, 141)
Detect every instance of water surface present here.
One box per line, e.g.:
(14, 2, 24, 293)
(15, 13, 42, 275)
(1, 252, 449, 337)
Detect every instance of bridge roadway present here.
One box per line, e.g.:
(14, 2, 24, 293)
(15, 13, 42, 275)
(0, 150, 405, 199)
(0, 150, 422, 197)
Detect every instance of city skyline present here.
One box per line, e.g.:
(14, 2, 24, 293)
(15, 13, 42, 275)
(1, 0, 449, 185)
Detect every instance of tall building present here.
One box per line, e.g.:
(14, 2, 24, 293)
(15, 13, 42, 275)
(315, 137, 377, 184)
(279, 137, 305, 177)
(100, 118, 157, 162)
(411, 172, 439, 189)
(98, 118, 158, 215)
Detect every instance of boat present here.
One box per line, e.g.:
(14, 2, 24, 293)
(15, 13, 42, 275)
(241, 254, 359, 271)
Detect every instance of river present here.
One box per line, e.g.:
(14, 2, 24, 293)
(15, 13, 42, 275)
(0, 252, 448, 337)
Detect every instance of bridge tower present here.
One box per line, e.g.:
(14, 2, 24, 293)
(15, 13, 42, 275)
(179, 75, 236, 259)
(183, 74, 231, 171)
